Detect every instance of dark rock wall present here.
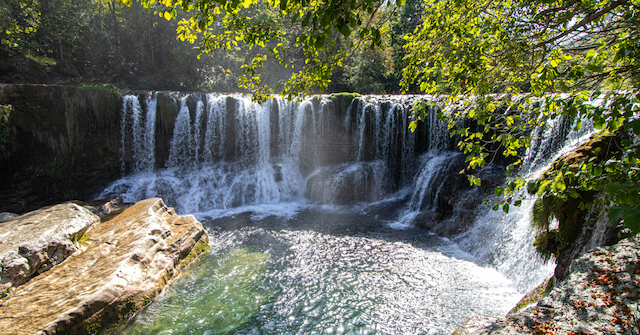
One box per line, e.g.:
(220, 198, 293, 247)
(0, 84, 122, 213)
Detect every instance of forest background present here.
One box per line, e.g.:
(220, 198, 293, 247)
(0, 0, 416, 93)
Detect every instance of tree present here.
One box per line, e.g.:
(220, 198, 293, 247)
(400, 0, 640, 234)
(0, 0, 40, 52)
(130, 0, 403, 101)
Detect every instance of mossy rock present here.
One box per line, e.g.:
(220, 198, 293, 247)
(527, 129, 628, 264)
(508, 277, 555, 314)
(330, 92, 361, 117)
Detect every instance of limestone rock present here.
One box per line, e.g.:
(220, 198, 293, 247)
(0, 203, 101, 291)
(470, 234, 640, 334)
(0, 198, 209, 335)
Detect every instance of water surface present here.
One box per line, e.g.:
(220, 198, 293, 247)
(110, 207, 522, 335)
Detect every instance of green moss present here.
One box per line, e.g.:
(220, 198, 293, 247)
(528, 130, 625, 262)
(1, 286, 13, 299)
(179, 234, 210, 270)
(531, 192, 592, 263)
(84, 319, 102, 334)
(509, 277, 554, 314)
(26, 54, 57, 67)
(329, 92, 361, 101)
(330, 92, 361, 117)
(0, 104, 12, 153)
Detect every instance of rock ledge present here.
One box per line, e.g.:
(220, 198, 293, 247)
(0, 198, 209, 335)
(469, 234, 640, 334)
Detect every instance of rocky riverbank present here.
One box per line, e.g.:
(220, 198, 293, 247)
(0, 197, 209, 334)
(455, 234, 640, 334)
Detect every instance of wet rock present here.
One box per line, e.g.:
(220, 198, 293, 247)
(0, 203, 101, 291)
(0, 198, 209, 335)
(453, 315, 498, 335)
(0, 212, 18, 222)
(364, 197, 409, 220)
(0, 84, 122, 214)
(72, 196, 128, 220)
(306, 163, 389, 205)
(414, 210, 445, 229)
(470, 234, 640, 334)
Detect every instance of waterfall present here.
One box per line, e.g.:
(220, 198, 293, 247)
(408, 153, 461, 212)
(167, 97, 193, 168)
(454, 108, 597, 292)
(203, 94, 226, 163)
(119, 94, 157, 174)
(143, 94, 157, 172)
(106, 92, 599, 294)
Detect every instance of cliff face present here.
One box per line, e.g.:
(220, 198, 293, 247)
(0, 84, 122, 213)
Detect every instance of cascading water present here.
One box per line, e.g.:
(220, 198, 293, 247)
(120, 94, 157, 174)
(203, 94, 227, 162)
(454, 102, 597, 292)
(100, 92, 598, 334)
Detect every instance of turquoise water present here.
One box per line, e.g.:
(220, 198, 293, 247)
(111, 208, 522, 335)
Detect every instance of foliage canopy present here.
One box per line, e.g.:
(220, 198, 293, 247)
(5, 0, 639, 236)
(400, 0, 640, 235)
(132, 0, 405, 100)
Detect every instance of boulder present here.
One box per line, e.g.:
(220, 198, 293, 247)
(0, 203, 101, 292)
(469, 234, 640, 334)
(0, 198, 209, 335)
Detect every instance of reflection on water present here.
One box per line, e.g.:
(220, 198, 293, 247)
(109, 207, 522, 335)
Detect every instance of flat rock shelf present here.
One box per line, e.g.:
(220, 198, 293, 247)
(0, 198, 209, 335)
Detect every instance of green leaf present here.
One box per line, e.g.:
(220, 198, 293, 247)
(586, 63, 603, 72)
(494, 187, 503, 197)
(301, 12, 311, 27)
(503, 203, 510, 214)
(593, 165, 603, 176)
(605, 182, 622, 196)
(625, 119, 640, 135)
(628, 189, 640, 204)
(623, 208, 640, 233)
(339, 24, 351, 37)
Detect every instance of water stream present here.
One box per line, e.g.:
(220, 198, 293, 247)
(101, 93, 595, 334)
